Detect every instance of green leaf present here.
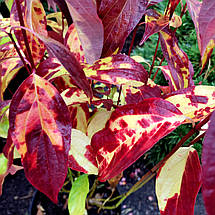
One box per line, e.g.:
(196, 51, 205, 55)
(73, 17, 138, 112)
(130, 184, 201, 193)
(68, 174, 89, 215)
(0, 103, 9, 138)
(0, 154, 8, 175)
(5, 0, 14, 11)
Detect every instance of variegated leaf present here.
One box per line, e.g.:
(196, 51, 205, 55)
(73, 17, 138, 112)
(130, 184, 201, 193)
(156, 147, 202, 215)
(10, 0, 46, 65)
(159, 28, 194, 91)
(140, 9, 169, 45)
(65, 0, 104, 64)
(164, 85, 215, 122)
(9, 74, 72, 203)
(87, 109, 113, 138)
(202, 111, 215, 215)
(69, 129, 98, 174)
(65, 24, 86, 63)
(91, 98, 186, 181)
(68, 103, 89, 134)
(98, 0, 148, 57)
(83, 54, 148, 86)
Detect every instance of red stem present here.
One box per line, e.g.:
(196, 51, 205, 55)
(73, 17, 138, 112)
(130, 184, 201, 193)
(152, 56, 164, 81)
(149, 37, 160, 78)
(14, 0, 35, 70)
(128, 26, 138, 56)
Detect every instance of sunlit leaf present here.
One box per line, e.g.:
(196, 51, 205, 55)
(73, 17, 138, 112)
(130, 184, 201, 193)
(68, 174, 89, 215)
(83, 54, 148, 86)
(164, 85, 215, 122)
(10, 0, 46, 65)
(156, 147, 202, 215)
(65, 24, 86, 63)
(202, 111, 215, 215)
(169, 14, 182, 28)
(140, 9, 169, 45)
(199, 0, 215, 56)
(98, 0, 148, 57)
(65, 0, 104, 64)
(159, 28, 194, 91)
(69, 129, 98, 174)
(91, 98, 186, 181)
(0, 154, 8, 175)
(9, 74, 72, 203)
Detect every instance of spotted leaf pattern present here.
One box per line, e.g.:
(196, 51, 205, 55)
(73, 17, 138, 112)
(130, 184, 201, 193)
(159, 28, 194, 91)
(9, 74, 72, 203)
(91, 98, 186, 181)
(164, 85, 215, 122)
(156, 147, 202, 215)
(83, 54, 148, 86)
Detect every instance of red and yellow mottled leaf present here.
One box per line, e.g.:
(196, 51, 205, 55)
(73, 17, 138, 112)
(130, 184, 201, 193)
(122, 84, 161, 105)
(68, 104, 89, 134)
(91, 98, 186, 181)
(65, 0, 104, 64)
(164, 85, 215, 122)
(199, 0, 215, 56)
(156, 147, 202, 215)
(25, 0, 47, 37)
(65, 24, 86, 63)
(83, 54, 148, 86)
(98, 0, 148, 57)
(166, 0, 180, 17)
(159, 28, 194, 91)
(201, 39, 215, 70)
(202, 111, 215, 215)
(87, 109, 113, 138)
(10, 0, 46, 65)
(61, 87, 90, 106)
(9, 74, 72, 203)
(68, 129, 98, 174)
(140, 9, 169, 45)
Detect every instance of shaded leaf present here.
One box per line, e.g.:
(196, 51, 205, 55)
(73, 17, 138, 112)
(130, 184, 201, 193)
(164, 85, 215, 122)
(156, 147, 202, 215)
(83, 54, 148, 86)
(140, 9, 169, 45)
(68, 174, 89, 215)
(199, 0, 215, 56)
(159, 28, 194, 91)
(0, 101, 10, 138)
(69, 129, 98, 174)
(98, 0, 148, 57)
(202, 111, 215, 215)
(9, 74, 72, 203)
(65, 0, 104, 64)
(91, 98, 186, 181)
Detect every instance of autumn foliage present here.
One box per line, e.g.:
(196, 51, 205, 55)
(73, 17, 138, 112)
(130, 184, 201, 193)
(0, 0, 215, 214)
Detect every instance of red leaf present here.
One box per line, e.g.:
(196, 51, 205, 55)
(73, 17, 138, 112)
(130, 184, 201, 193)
(156, 147, 202, 215)
(91, 98, 186, 181)
(98, 0, 148, 57)
(9, 74, 72, 203)
(202, 111, 215, 215)
(159, 28, 194, 91)
(140, 9, 169, 45)
(199, 0, 215, 56)
(65, 0, 104, 64)
(84, 54, 148, 86)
